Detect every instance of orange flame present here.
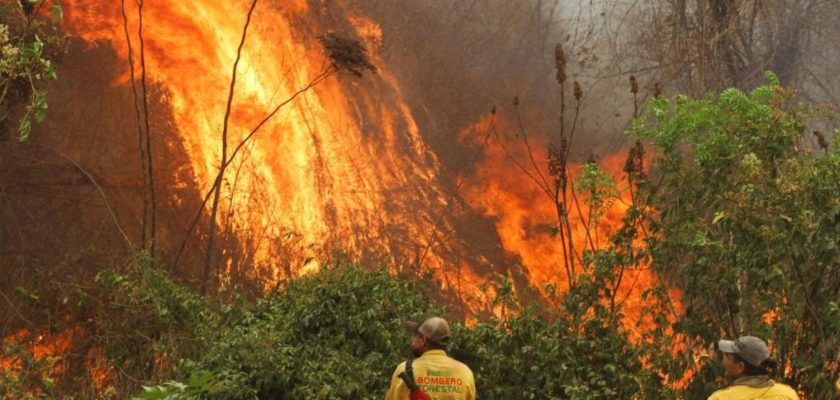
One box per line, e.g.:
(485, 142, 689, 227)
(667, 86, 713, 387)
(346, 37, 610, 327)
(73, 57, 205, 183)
(2, 326, 115, 394)
(457, 113, 681, 332)
(84, 347, 113, 393)
(60, 1, 482, 282)
(57, 0, 681, 326)
(1, 326, 81, 388)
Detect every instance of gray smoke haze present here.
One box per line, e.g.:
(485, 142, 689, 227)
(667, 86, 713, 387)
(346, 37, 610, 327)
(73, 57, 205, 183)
(347, 0, 839, 159)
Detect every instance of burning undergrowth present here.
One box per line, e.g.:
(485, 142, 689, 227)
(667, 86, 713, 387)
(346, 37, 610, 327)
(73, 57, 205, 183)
(2, 0, 661, 377)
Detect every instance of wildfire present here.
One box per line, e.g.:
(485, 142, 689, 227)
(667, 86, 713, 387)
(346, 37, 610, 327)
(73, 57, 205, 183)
(57, 0, 680, 313)
(59, 0, 479, 284)
(0, 326, 80, 393)
(84, 347, 113, 394)
(457, 113, 680, 333)
(1, 325, 115, 396)
(54, 0, 684, 327)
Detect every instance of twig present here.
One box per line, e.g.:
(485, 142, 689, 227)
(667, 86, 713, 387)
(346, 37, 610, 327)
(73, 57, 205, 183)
(0, 288, 34, 327)
(38, 144, 134, 250)
(553, 189, 573, 286)
(489, 122, 554, 200)
(173, 67, 333, 267)
(202, 0, 259, 295)
(138, 0, 157, 258)
(121, 0, 147, 248)
(512, 104, 551, 192)
(569, 186, 597, 256)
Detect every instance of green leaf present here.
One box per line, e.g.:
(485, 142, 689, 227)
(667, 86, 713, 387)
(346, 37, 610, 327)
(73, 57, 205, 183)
(14, 286, 38, 302)
(712, 211, 726, 224)
(52, 3, 64, 20)
(18, 116, 32, 141)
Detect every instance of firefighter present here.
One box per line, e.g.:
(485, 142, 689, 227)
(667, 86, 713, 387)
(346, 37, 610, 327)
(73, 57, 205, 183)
(708, 336, 799, 400)
(385, 316, 475, 400)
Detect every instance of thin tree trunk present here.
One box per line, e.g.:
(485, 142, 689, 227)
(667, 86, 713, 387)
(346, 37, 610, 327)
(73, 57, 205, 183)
(138, 0, 157, 258)
(202, 0, 259, 295)
(121, 0, 147, 247)
(173, 67, 333, 268)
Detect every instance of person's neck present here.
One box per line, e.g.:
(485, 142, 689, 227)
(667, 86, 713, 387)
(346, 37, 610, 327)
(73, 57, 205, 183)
(733, 374, 773, 388)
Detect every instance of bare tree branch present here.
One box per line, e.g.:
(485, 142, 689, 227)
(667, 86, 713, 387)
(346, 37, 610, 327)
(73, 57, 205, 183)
(121, 0, 146, 248)
(138, 0, 157, 259)
(202, 0, 259, 295)
(37, 144, 135, 251)
(173, 66, 333, 268)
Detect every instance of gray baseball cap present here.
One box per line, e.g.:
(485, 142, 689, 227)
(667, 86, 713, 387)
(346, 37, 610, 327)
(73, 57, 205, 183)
(718, 336, 770, 367)
(405, 316, 450, 346)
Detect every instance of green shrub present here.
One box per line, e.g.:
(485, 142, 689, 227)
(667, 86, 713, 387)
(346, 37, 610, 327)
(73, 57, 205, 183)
(189, 264, 441, 399)
(633, 72, 839, 398)
(43, 74, 835, 400)
(93, 261, 657, 399)
(0, 0, 63, 140)
(452, 311, 659, 399)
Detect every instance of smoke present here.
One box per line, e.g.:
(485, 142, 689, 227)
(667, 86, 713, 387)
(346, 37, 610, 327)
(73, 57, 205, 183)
(328, 0, 840, 297)
(343, 1, 660, 165)
(347, 0, 840, 162)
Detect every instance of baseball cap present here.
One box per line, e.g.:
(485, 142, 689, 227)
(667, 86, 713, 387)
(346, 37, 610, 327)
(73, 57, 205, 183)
(718, 336, 770, 367)
(405, 316, 450, 346)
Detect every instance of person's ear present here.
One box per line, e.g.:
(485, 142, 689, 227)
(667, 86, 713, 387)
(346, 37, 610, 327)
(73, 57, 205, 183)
(735, 360, 746, 374)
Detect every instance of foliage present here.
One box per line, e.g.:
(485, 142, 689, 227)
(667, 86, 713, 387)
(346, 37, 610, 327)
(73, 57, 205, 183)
(0, 343, 56, 400)
(451, 305, 662, 399)
(132, 371, 215, 400)
(632, 72, 840, 398)
(84, 259, 663, 400)
(186, 264, 440, 399)
(0, 0, 63, 140)
(44, 76, 840, 398)
(574, 162, 618, 223)
(6, 73, 836, 399)
(90, 261, 440, 399)
(81, 252, 215, 398)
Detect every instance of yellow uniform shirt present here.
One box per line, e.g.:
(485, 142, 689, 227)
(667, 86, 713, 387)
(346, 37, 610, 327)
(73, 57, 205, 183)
(385, 350, 476, 400)
(708, 382, 799, 400)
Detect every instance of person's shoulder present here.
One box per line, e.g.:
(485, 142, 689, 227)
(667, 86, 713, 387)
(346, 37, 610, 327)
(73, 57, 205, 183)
(391, 360, 407, 374)
(770, 382, 799, 398)
(707, 385, 737, 400)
